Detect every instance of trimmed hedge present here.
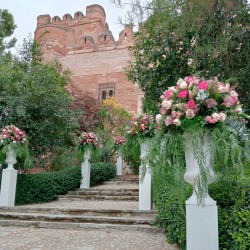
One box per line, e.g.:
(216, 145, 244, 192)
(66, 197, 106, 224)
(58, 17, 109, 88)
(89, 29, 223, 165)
(0, 162, 116, 205)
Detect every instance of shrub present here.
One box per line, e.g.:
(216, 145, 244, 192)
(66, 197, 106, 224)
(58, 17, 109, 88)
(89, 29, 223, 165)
(0, 162, 116, 205)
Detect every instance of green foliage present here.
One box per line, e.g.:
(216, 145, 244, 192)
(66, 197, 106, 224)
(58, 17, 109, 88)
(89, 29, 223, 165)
(91, 131, 115, 163)
(127, 0, 250, 113)
(0, 9, 16, 54)
(123, 135, 141, 174)
(0, 37, 79, 160)
(15, 166, 81, 205)
(0, 162, 116, 205)
(210, 177, 250, 250)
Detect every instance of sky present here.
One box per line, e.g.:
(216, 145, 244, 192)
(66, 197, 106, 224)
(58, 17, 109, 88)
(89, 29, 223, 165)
(1, 0, 128, 50)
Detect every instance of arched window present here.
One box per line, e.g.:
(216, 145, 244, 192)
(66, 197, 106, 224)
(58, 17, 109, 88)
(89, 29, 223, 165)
(102, 90, 107, 101)
(109, 90, 113, 97)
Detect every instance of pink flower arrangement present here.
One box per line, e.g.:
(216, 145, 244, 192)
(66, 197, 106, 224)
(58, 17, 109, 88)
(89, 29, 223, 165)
(158, 76, 245, 128)
(79, 132, 98, 147)
(128, 114, 156, 138)
(114, 136, 127, 146)
(0, 125, 27, 145)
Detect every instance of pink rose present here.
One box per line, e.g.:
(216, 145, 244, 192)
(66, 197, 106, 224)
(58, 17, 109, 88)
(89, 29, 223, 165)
(171, 111, 181, 119)
(218, 83, 230, 93)
(205, 116, 218, 124)
(161, 99, 173, 110)
(185, 76, 193, 85)
(164, 90, 173, 99)
(198, 81, 208, 90)
(187, 100, 196, 109)
(165, 116, 173, 126)
(177, 89, 189, 99)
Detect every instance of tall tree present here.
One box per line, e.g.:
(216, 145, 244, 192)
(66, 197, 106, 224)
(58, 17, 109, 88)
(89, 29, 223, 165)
(0, 9, 16, 54)
(0, 38, 79, 159)
(123, 0, 250, 113)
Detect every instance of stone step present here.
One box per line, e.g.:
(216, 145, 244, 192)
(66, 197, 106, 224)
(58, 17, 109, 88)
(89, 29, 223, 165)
(0, 207, 156, 218)
(58, 195, 139, 201)
(0, 220, 163, 233)
(68, 189, 139, 196)
(112, 176, 139, 181)
(0, 212, 154, 226)
(102, 180, 139, 185)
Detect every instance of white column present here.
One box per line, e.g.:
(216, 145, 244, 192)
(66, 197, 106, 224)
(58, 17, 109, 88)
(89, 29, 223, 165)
(0, 145, 18, 207)
(184, 133, 219, 250)
(116, 152, 123, 176)
(80, 148, 91, 189)
(139, 139, 153, 211)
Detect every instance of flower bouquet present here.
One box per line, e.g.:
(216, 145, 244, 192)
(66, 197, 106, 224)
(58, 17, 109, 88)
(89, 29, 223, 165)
(159, 76, 247, 131)
(0, 125, 30, 169)
(154, 76, 249, 204)
(78, 132, 98, 151)
(127, 114, 157, 140)
(114, 135, 127, 152)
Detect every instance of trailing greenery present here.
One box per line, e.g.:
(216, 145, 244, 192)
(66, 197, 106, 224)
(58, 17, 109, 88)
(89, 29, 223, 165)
(149, 125, 249, 249)
(123, 135, 141, 174)
(0, 162, 116, 205)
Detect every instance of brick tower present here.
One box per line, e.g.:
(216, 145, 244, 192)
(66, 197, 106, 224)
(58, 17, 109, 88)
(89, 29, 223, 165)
(35, 4, 142, 113)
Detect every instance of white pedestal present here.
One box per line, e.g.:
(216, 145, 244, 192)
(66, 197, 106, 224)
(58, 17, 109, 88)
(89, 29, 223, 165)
(139, 140, 152, 211)
(139, 165, 152, 210)
(0, 168, 18, 207)
(184, 133, 219, 250)
(116, 152, 123, 176)
(186, 200, 219, 250)
(80, 149, 91, 189)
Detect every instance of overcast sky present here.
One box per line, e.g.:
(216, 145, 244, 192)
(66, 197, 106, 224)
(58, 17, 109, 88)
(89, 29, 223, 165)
(1, 0, 127, 49)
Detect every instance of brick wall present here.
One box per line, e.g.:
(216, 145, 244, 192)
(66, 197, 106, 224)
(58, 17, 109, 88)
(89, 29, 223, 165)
(34, 4, 142, 113)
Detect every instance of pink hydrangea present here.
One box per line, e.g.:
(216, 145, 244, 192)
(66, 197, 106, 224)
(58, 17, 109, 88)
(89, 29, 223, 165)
(223, 96, 238, 108)
(205, 98, 217, 108)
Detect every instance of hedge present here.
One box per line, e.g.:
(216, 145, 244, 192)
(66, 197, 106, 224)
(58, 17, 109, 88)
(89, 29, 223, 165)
(0, 162, 116, 205)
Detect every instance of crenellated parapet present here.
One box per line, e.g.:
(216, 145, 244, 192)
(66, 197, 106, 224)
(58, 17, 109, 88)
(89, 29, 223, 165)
(35, 4, 134, 57)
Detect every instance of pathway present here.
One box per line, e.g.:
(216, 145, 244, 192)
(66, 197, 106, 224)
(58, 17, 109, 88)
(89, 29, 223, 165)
(0, 175, 179, 250)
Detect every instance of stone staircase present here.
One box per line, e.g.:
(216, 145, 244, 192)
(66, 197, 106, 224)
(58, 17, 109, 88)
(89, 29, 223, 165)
(0, 175, 161, 233)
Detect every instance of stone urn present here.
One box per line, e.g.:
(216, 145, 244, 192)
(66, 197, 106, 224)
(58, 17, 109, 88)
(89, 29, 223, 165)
(184, 132, 218, 250)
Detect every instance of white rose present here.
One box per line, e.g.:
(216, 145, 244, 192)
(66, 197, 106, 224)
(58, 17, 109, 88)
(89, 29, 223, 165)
(161, 100, 173, 110)
(156, 114, 163, 123)
(230, 90, 238, 98)
(219, 112, 227, 122)
(179, 81, 188, 89)
(185, 109, 195, 119)
(212, 113, 220, 121)
(173, 119, 181, 126)
(234, 106, 242, 113)
(169, 87, 177, 93)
